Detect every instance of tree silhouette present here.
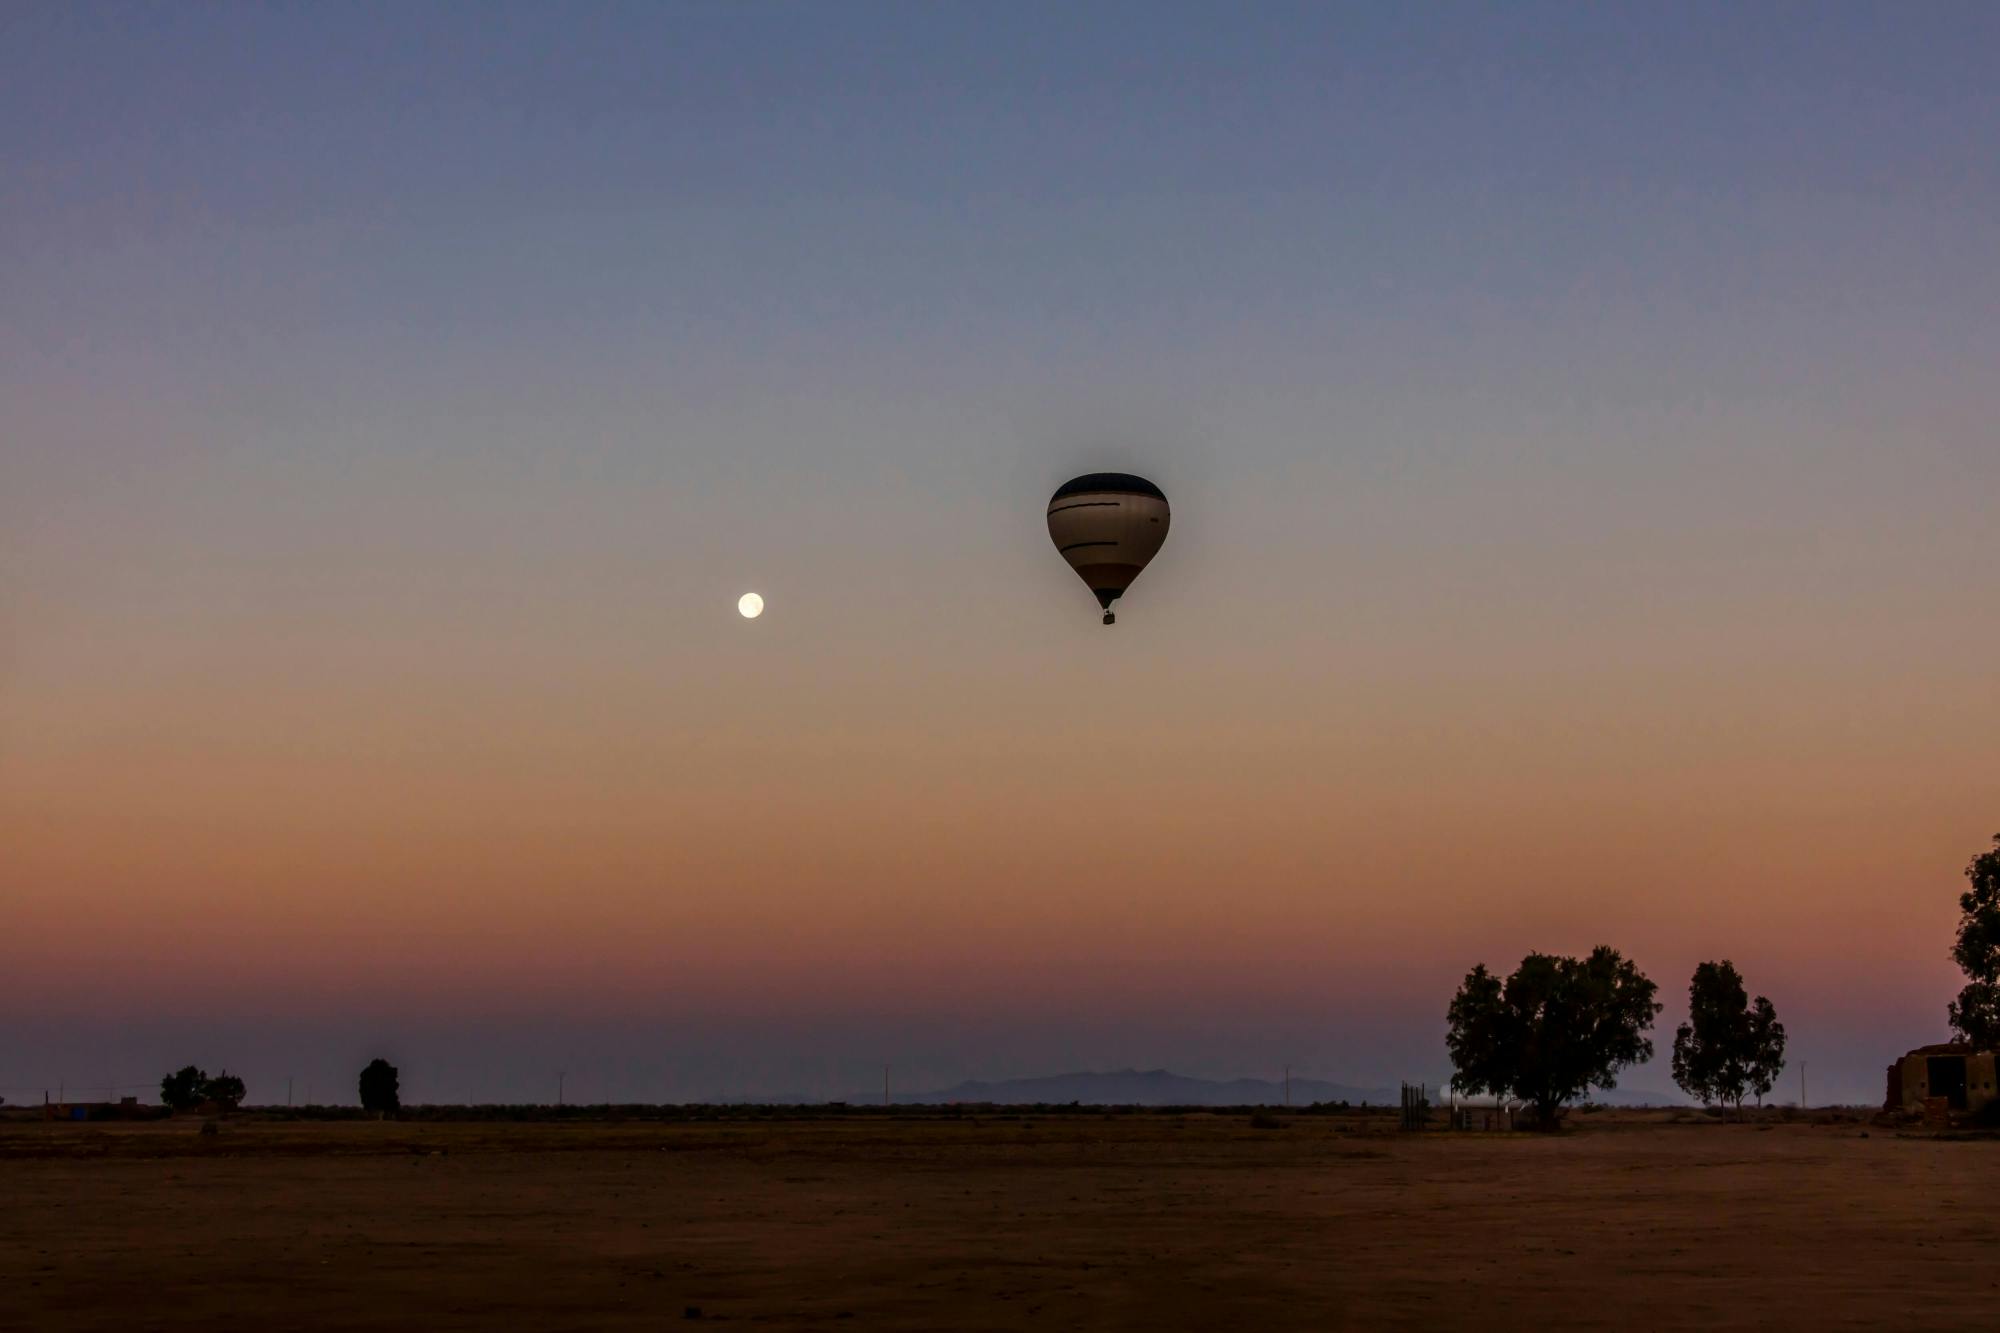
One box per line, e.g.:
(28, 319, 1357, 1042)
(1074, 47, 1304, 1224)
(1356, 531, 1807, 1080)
(1671, 961, 1786, 1110)
(1948, 834, 2000, 1049)
(359, 1058, 401, 1114)
(1446, 946, 1661, 1127)
(1745, 996, 1786, 1105)
(161, 1066, 248, 1111)
(204, 1071, 246, 1111)
(160, 1065, 207, 1111)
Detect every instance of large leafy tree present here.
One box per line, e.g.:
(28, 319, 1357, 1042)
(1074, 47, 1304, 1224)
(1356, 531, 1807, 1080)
(359, 1058, 401, 1114)
(1671, 961, 1786, 1110)
(1948, 834, 2000, 1049)
(160, 1065, 207, 1111)
(1446, 946, 1662, 1127)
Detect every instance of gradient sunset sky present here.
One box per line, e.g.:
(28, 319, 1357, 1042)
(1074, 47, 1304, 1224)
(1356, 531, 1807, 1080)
(6, 2, 1997, 1106)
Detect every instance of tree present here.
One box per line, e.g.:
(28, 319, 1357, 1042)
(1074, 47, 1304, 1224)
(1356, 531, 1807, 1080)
(1948, 834, 2000, 1050)
(160, 1065, 247, 1112)
(359, 1058, 401, 1114)
(204, 1071, 246, 1111)
(1444, 964, 1509, 1101)
(1745, 996, 1786, 1106)
(161, 1065, 208, 1112)
(1670, 961, 1786, 1111)
(1446, 946, 1661, 1127)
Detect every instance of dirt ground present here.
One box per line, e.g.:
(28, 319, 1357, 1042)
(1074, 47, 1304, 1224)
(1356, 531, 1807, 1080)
(4, 1111, 1995, 1330)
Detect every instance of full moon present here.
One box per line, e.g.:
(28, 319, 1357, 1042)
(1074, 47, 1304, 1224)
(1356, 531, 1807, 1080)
(737, 592, 764, 619)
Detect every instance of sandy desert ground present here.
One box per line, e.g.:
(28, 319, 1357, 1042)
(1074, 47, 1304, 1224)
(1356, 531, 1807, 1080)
(4, 1111, 1995, 1330)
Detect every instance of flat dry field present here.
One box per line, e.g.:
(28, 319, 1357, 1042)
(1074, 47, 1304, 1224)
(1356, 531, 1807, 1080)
(4, 1111, 1994, 1330)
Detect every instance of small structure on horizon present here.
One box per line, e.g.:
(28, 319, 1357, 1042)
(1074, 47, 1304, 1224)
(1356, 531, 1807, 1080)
(41, 1096, 154, 1122)
(1442, 1079, 1517, 1130)
(1884, 1043, 1997, 1115)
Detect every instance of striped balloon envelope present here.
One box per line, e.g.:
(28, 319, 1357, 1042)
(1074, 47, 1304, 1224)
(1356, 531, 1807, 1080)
(1045, 473, 1171, 624)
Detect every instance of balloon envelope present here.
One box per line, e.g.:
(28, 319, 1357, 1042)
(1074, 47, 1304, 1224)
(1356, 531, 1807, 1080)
(1046, 473, 1170, 619)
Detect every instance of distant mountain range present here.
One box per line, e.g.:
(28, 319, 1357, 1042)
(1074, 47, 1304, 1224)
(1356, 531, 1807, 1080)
(890, 1069, 1393, 1107)
(830, 1068, 1688, 1108)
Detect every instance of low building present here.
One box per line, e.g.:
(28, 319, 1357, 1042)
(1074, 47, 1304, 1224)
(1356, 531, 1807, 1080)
(41, 1096, 157, 1122)
(1884, 1044, 1998, 1114)
(1443, 1081, 1518, 1130)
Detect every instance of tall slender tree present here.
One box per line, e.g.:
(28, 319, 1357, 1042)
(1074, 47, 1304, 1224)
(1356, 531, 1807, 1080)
(1744, 996, 1786, 1106)
(1948, 834, 2000, 1050)
(1671, 961, 1786, 1111)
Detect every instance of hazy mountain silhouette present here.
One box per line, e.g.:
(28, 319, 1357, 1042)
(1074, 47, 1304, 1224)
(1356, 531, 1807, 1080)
(890, 1068, 1394, 1107)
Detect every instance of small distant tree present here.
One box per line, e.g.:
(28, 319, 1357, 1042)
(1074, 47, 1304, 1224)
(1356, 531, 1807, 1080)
(1948, 834, 2000, 1050)
(1671, 961, 1786, 1111)
(161, 1065, 208, 1112)
(1446, 946, 1661, 1128)
(359, 1059, 401, 1114)
(203, 1071, 246, 1111)
(160, 1065, 249, 1111)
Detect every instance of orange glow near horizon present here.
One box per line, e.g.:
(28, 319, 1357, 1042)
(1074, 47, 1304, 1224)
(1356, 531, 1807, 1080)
(7, 561, 1988, 1035)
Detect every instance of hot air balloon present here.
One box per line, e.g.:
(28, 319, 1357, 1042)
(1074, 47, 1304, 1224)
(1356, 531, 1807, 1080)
(1046, 472, 1170, 624)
